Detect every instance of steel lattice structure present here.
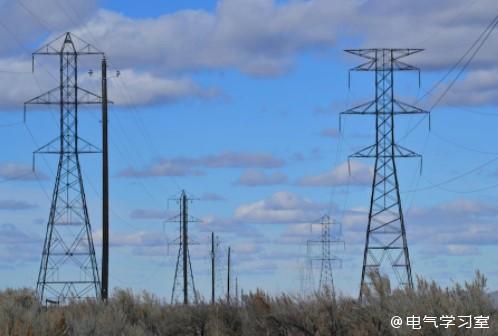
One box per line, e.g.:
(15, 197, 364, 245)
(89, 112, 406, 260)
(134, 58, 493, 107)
(25, 32, 104, 304)
(168, 190, 198, 304)
(340, 49, 428, 301)
(307, 215, 343, 293)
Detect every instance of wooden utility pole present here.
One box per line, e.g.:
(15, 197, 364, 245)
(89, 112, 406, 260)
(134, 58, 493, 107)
(101, 57, 109, 301)
(211, 232, 215, 304)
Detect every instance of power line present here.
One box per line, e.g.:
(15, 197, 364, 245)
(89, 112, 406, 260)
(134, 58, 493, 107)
(403, 155, 498, 194)
(9, 1, 169, 209)
(44, 0, 183, 195)
(16, 0, 54, 33)
(429, 16, 498, 111)
(431, 130, 498, 156)
(400, 14, 498, 141)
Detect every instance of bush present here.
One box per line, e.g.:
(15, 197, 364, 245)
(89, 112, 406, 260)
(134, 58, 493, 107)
(0, 272, 495, 335)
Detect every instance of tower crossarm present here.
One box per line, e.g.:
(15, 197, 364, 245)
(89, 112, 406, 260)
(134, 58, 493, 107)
(340, 99, 428, 116)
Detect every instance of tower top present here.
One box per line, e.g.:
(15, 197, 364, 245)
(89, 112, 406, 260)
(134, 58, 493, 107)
(33, 32, 103, 56)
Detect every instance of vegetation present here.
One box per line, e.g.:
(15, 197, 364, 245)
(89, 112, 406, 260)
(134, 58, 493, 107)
(0, 272, 495, 335)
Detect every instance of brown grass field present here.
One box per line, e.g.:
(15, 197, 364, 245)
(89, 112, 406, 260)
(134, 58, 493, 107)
(0, 272, 496, 335)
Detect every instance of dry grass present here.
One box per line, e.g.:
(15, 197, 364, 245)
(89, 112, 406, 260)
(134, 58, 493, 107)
(0, 272, 495, 335)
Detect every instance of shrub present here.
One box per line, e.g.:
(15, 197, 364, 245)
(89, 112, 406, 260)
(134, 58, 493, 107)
(0, 272, 495, 336)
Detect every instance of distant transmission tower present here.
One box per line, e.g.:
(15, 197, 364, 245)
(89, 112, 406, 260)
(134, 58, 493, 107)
(25, 32, 104, 304)
(307, 215, 343, 293)
(168, 190, 199, 304)
(340, 49, 428, 301)
(215, 235, 225, 299)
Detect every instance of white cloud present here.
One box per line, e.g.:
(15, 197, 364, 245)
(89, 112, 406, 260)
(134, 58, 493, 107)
(105, 69, 219, 106)
(0, 223, 39, 244)
(0, 200, 37, 210)
(400, 198, 498, 247)
(0, 162, 47, 181)
(119, 151, 285, 178)
(234, 191, 327, 224)
(71, 1, 356, 76)
(0, 0, 98, 56)
(93, 230, 167, 248)
(234, 169, 288, 186)
(298, 161, 372, 187)
(200, 192, 226, 201)
(439, 67, 498, 107)
(129, 209, 172, 220)
(5, 0, 498, 108)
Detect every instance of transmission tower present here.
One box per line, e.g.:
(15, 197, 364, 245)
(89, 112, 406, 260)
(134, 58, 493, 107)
(215, 235, 225, 299)
(25, 32, 105, 304)
(340, 49, 428, 301)
(307, 215, 343, 293)
(168, 190, 199, 304)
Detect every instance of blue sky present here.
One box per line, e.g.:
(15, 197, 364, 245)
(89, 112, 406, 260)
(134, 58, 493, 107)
(1, 0, 498, 300)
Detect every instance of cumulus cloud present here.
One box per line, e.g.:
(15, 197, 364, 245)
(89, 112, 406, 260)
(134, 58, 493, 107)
(71, 0, 356, 76)
(0, 60, 217, 109)
(298, 161, 372, 187)
(0, 223, 39, 244)
(109, 69, 219, 105)
(0, 59, 51, 108)
(129, 209, 172, 220)
(93, 229, 167, 248)
(0, 0, 98, 56)
(422, 244, 480, 257)
(0, 200, 37, 210)
(0, 223, 40, 263)
(234, 169, 288, 186)
(440, 67, 498, 107)
(335, 198, 498, 249)
(200, 192, 226, 201)
(350, 0, 498, 107)
(236, 259, 278, 274)
(201, 152, 285, 168)
(404, 198, 498, 247)
(4, 0, 497, 108)
(119, 151, 285, 178)
(85, 69, 220, 106)
(67, 0, 498, 77)
(234, 191, 327, 224)
(0, 162, 47, 181)
(119, 158, 203, 178)
(198, 214, 258, 236)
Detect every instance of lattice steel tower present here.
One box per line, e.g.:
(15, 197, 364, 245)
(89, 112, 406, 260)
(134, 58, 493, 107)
(168, 190, 198, 304)
(307, 215, 343, 293)
(340, 49, 428, 301)
(25, 32, 104, 304)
